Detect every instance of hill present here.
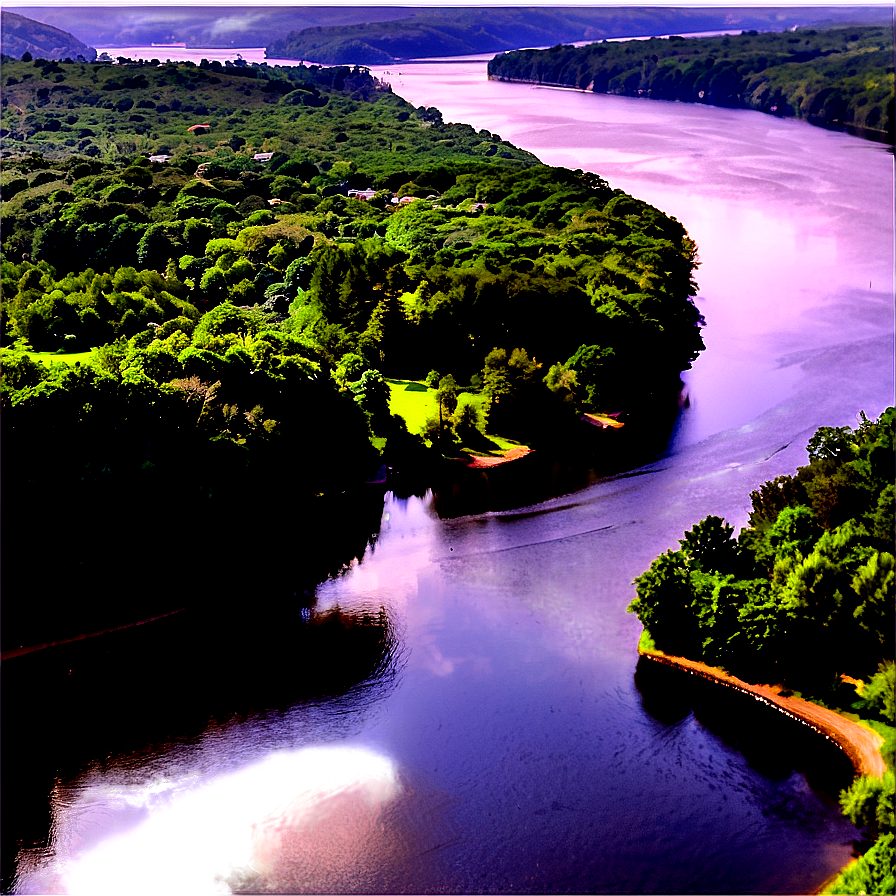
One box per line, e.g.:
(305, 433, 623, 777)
(12, 6, 407, 51)
(0, 10, 96, 62)
(266, 6, 894, 65)
(7, 6, 892, 60)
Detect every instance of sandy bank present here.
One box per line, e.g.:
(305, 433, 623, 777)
(639, 649, 886, 779)
(464, 445, 532, 468)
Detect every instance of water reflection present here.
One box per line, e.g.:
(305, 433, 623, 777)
(634, 657, 856, 795)
(6, 606, 404, 895)
(428, 408, 680, 518)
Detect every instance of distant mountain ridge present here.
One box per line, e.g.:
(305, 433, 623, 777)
(10, 6, 893, 59)
(1, 11, 97, 61)
(9, 7, 408, 50)
(265, 6, 894, 65)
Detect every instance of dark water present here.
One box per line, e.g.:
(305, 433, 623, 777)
(5, 53, 894, 895)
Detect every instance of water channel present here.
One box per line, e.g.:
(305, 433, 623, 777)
(5, 50, 895, 895)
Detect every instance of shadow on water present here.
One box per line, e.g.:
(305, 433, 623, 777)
(430, 389, 685, 518)
(0, 489, 403, 895)
(1, 484, 390, 656)
(634, 657, 857, 798)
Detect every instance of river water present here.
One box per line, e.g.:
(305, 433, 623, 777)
(6, 52, 895, 895)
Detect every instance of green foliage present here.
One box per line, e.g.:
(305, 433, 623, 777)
(436, 374, 459, 417)
(856, 662, 896, 725)
(0, 57, 703, 434)
(823, 832, 894, 896)
(629, 408, 896, 687)
(840, 772, 895, 833)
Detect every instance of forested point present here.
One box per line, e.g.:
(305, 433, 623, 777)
(488, 25, 895, 142)
(628, 408, 895, 895)
(1, 56, 702, 649)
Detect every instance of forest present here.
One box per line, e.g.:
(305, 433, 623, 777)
(628, 408, 895, 895)
(488, 24, 895, 142)
(1, 56, 702, 649)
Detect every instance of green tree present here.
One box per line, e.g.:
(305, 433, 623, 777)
(436, 374, 459, 417)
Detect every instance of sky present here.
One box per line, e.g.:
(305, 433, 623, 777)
(5, 1, 893, 8)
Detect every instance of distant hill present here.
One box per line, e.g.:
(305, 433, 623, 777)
(266, 6, 894, 65)
(9, 7, 408, 50)
(10, 6, 893, 58)
(1, 11, 96, 61)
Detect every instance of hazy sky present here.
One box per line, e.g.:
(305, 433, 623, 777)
(7, 0, 893, 7)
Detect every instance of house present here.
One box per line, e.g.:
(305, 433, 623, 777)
(347, 189, 377, 201)
(268, 198, 284, 206)
(148, 154, 171, 163)
(253, 152, 274, 163)
(391, 195, 419, 205)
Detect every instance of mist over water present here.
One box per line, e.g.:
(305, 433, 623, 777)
(7, 52, 894, 895)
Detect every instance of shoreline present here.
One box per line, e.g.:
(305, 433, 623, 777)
(638, 648, 886, 779)
(487, 74, 895, 145)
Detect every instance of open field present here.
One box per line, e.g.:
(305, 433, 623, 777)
(28, 351, 94, 367)
(387, 378, 524, 456)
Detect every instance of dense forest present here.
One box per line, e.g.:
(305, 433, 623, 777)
(628, 408, 895, 894)
(488, 25, 895, 141)
(1, 56, 702, 649)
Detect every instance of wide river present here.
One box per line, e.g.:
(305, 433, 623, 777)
(7, 50, 895, 895)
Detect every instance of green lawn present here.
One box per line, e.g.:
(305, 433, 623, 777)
(28, 351, 94, 367)
(387, 379, 438, 434)
(386, 378, 525, 456)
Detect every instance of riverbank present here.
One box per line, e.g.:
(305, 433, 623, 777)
(487, 74, 895, 146)
(638, 647, 886, 779)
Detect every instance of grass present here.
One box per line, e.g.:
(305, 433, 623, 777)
(386, 378, 525, 455)
(387, 379, 439, 434)
(28, 351, 94, 367)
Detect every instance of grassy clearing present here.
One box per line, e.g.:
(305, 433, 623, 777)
(387, 379, 438, 434)
(387, 378, 524, 455)
(28, 351, 94, 367)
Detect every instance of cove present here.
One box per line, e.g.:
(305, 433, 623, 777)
(4, 50, 894, 895)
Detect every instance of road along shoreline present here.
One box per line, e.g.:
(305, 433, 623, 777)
(639, 648, 886, 779)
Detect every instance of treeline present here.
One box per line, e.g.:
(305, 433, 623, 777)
(628, 409, 895, 894)
(489, 25, 895, 142)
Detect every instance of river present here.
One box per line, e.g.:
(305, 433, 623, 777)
(5, 50, 894, 895)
